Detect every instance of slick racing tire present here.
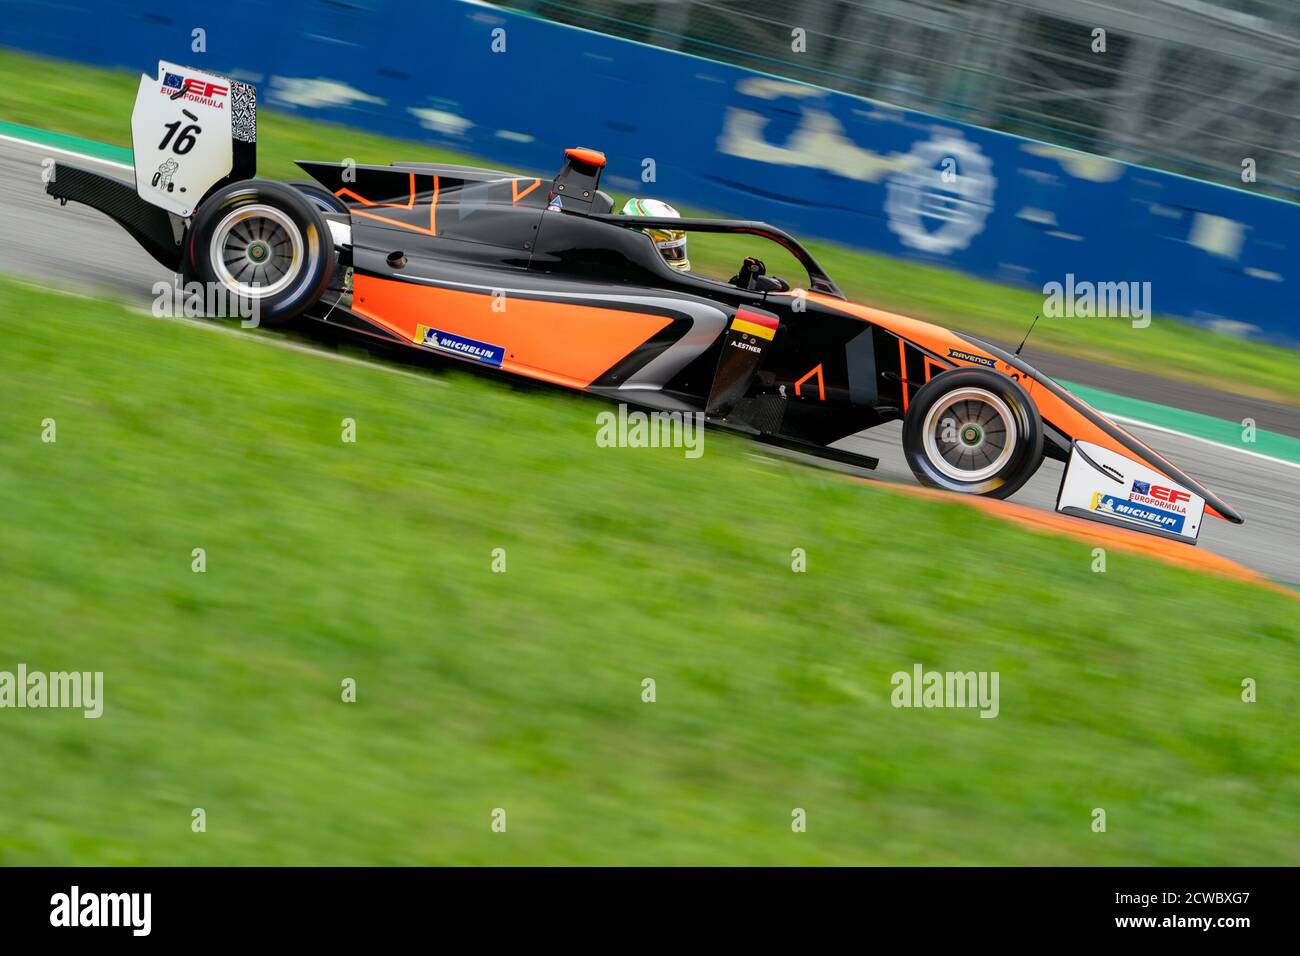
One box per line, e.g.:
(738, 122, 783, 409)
(902, 367, 1043, 499)
(287, 179, 350, 215)
(183, 179, 335, 325)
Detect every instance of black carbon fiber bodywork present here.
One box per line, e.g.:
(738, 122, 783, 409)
(45, 163, 181, 270)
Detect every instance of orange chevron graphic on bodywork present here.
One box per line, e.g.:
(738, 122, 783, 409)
(795, 364, 825, 401)
(511, 178, 541, 204)
(336, 173, 439, 235)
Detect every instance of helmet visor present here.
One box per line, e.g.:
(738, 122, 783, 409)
(657, 236, 688, 262)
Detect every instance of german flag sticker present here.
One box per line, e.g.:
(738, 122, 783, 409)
(731, 307, 778, 341)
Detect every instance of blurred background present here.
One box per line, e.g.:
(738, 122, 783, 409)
(509, 0, 1300, 201)
(5, 0, 1299, 343)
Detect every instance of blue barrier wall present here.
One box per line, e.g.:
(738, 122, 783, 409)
(4, 0, 1297, 344)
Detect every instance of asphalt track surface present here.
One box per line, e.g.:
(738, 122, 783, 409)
(2, 138, 1296, 586)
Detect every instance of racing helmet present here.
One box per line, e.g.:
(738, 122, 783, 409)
(620, 198, 689, 272)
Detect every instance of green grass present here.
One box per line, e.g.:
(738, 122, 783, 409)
(1, 48, 1297, 407)
(1, 277, 1297, 865)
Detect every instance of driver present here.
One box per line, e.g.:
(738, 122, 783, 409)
(620, 197, 790, 291)
(620, 198, 690, 272)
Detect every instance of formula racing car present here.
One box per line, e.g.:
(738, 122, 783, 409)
(45, 60, 1244, 543)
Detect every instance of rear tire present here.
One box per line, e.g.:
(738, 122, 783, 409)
(287, 179, 350, 215)
(183, 179, 334, 325)
(902, 368, 1043, 499)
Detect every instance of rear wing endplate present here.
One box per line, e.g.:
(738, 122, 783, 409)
(130, 60, 256, 217)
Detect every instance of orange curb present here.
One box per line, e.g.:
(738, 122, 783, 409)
(870, 480, 1296, 598)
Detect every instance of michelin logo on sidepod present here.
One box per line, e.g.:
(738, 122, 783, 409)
(414, 325, 505, 367)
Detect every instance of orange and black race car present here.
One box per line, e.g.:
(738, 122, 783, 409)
(46, 60, 1243, 544)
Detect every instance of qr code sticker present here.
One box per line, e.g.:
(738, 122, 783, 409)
(231, 81, 257, 143)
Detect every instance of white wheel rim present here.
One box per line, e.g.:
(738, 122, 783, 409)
(210, 204, 304, 299)
(921, 387, 1018, 483)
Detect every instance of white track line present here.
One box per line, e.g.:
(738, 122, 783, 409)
(5, 131, 1297, 467)
(127, 307, 450, 386)
(0, 132, 133, 172)
(4, 275, 445, 386)
(1102, 412, 1300, 471)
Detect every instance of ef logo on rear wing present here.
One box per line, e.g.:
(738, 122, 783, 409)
(164, 72, 228, 102)
(131, 60, 256, 217)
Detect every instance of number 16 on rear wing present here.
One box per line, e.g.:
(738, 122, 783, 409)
(130, 60, 257, 218)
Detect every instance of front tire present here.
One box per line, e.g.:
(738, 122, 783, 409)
(183, 179, 334, 325)
(902, 368, 1043, 499)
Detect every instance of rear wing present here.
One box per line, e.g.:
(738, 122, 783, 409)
(129, 60, 256, 217)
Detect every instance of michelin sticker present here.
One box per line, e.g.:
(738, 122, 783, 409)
(1057, 440, 1205, 541)
(413, 325, 504, 367)
(1090, 491, 1185, 533)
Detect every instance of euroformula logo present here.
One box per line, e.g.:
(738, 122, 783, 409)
(161, 71, 228, 107)
(414, 325, 505, 367)
(1129, 480, 1191, 513)
(1091, 491, 1185, 533)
